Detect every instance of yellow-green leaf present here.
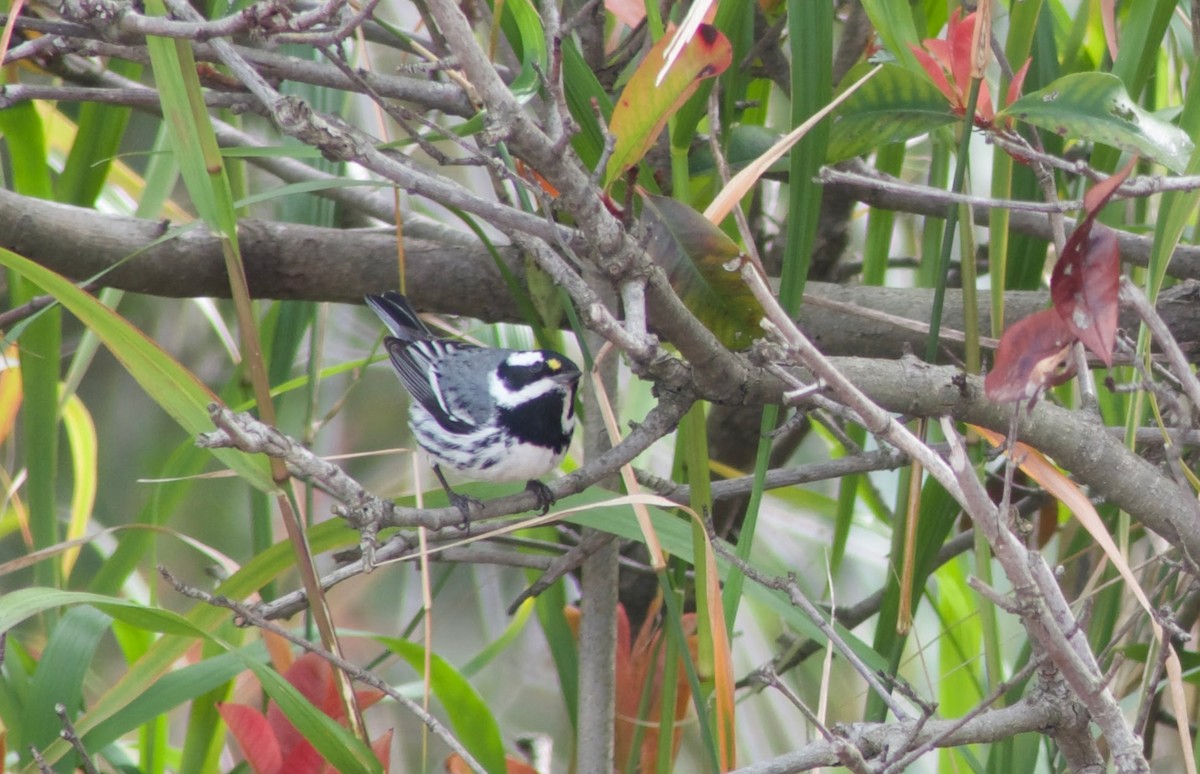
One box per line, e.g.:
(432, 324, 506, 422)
(604, 25, 732, 187)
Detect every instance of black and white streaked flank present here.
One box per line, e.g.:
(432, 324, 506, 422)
(365, 291, 581, 516)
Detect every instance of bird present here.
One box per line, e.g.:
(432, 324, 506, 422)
(364, 291, 581, 521)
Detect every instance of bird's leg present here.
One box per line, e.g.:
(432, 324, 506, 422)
(433, 464, 479, 529)
(524, 479, 556, 515)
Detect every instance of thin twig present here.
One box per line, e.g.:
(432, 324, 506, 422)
(54, 704, 99, 774)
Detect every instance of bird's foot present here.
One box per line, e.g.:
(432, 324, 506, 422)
(525, 479, 556, 515)
(448, 491, 481, 530)
(432, 465, 479, 530)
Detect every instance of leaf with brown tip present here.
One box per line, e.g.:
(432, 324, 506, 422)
(603, 24, 731, 187)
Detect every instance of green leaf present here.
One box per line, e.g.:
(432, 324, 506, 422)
(25, 607, 112, 760)
(378, 638, 508, 774)
(859, 0, 924, 73)
(459, 597, 534, 679)
(1122, 645, 1200, 683)
(494, 0, 547, 98)
(0, 249, 275, 493)
(84, 648, 259, 751)
(0, 588, 200, 638)
(866, 477, 960, 720)
(827, 63, 958, 162)
(688, 124, 788, 178)
(0, 102, 55, 199)
(56, 60, 142, 207)
(641, 195, 765, 350)
(561, 38, 611, 169)
(999, 72, 1195, 173)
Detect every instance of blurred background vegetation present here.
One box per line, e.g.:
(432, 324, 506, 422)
(2, 0, 1200, 772)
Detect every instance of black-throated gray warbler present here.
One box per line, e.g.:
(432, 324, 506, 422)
(365, 291, 581, 518)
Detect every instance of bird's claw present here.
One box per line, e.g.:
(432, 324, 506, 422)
(525, 480, 556, 515)
(448, 491, 481, 530)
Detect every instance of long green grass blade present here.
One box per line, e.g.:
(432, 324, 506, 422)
(0, 249, 274, 492)
(57, 60, 142, 207)
(0, 100, 62, 592)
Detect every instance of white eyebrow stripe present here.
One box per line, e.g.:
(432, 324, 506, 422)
(490, 372, 562, 408)
(505, 351, 545, 367)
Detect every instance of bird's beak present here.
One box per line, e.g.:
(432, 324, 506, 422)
(552, 365, 582, 384)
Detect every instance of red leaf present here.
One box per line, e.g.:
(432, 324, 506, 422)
(974, 79, 995, 124)
(267, 653, 339, 756)
(370, 729, 394, 773)
(910, 45, 959, 107)
(922, 39, 954, 78)
(613, 604, 637, 720)
(219, 703, 282, 774)
(1007, 58, 1032, 109)
(1047, 159, 1134, 366)
(1050, 224, 1120, 365)
(947, 10, 974, 105)
(912, 11, 998, 122)
(1083, 158, 1135, 213)
(277, 738, 328, 774)
(985, 308, 1076, 402)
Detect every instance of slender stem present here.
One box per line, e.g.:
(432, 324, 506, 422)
(925, 79, 982, 363)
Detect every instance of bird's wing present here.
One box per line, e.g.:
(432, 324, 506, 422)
(384, 337, 478, 434)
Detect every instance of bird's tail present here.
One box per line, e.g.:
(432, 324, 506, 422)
(364, 291, 434, 341)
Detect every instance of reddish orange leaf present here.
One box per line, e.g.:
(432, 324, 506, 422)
(369, 729, 393, 774)
(910, 11, 997, 123)
(604, 24, 732, 186)
(219, 703, 283, 774)
(996, 57, 1033, 129)
(515, 159, 559, 198)
(946, 11, 973, 100)
(1006, 58, 1032, 110)
(266, 654, 338, 754)
(910, 46, 958, 106)
(278, 738, 329, 774)
(985, 308, 1075, 402)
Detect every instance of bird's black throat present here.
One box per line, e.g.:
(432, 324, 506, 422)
(498, 389, 574, 452)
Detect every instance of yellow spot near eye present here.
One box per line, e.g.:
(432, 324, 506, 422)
(547, 358, 561, 371)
